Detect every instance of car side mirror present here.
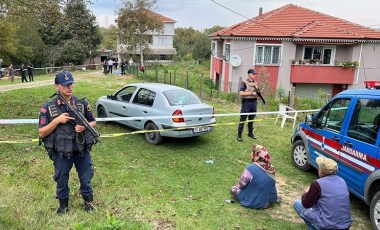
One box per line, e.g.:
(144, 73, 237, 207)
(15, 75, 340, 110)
(305, 114, 314, 125)
(107, 94, 115, 100)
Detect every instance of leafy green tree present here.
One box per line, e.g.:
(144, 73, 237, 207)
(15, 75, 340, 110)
(63, 0, 101, 52)
(60, 39, 88, 65)
(34, 0, 101, 66)
(173, 27, 199, 60)
(173, 26, 225, 62)
(117, 0, 164, 66)
(204, 25, 225, 35)
(0, 19, 18, 65)
(99, 25, 118, 50)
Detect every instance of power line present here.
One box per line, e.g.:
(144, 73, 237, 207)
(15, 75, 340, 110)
(210, 0, 249, 19)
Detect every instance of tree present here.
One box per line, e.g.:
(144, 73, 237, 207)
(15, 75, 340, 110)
(173, 26, 225, 62)
(0, 19, 18, 65)
(117, 0, 164, 66)
(173, 27, 199, 61)
(99, 25, 118, 50)
(63, 0, 101, 52)
(35, 0, 101, 66)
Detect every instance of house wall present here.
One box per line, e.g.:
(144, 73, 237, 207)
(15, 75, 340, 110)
(229, 40, 255, 92)
(151, 23, 175, 49)
(279, 41, 297, 92)
(351, 43, 380, 89)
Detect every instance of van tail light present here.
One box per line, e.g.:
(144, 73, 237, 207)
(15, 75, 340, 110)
(172, 110, 184, 122)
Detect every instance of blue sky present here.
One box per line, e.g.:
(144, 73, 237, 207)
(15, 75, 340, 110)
(88, 0, 380, 30)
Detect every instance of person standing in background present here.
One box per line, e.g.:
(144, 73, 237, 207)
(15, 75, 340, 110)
(27, 62, 34, 81)
(8, 64, 14, 82)
(20, 63, 28, 82)
(107, 59, 113, 74)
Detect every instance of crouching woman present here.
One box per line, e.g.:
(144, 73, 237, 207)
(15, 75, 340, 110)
(230, 144, 280, 209)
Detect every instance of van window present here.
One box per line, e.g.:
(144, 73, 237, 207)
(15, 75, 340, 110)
(348, 99, 380, 145)
(315, 98, 351, 132)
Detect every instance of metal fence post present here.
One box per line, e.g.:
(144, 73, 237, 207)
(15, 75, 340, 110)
(200, 73, 204, 98)
(173, 70, 177, 85)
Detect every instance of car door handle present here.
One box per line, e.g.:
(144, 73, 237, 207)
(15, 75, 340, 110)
(332, 136, 340, 142)
(122, 106, 126, 109)
(343, 141, 353, 147)
(142, 111, 147, 114)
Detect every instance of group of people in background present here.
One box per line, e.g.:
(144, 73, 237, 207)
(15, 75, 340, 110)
(20, 63, 34, 82)
(102, 58, 133, 76)
(0, 62, 33, 83)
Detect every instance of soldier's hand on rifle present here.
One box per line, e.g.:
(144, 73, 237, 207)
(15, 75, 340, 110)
(56, 113, 75, 124)
(75, 125, 86, 133)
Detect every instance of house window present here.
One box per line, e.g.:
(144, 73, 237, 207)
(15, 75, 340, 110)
(303, 46, 334, 64)
(211, 42, 216, 56)
(224, 43, 231, 62)
(255, 45, 282, 65)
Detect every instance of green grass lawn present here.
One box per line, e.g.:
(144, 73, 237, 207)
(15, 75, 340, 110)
(0, 70, 371, 229)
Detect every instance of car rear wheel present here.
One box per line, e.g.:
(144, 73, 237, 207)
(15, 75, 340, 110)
(371, 191, 380, 230)
(144, 122, 163, 145)
(97, 106, 107, 124)
(292, 140, 311, 171)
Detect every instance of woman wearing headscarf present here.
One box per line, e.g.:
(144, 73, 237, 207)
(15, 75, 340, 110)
(230, 144, 280, 209)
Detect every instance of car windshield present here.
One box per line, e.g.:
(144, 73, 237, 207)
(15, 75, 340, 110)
(163, 89, 201, 106)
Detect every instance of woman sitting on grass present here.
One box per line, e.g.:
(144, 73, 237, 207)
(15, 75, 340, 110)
(230, 144, 280, 209)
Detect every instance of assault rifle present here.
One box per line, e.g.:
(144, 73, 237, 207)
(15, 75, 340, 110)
(52, 92, 100, 144)
(253, 86, 266, 105)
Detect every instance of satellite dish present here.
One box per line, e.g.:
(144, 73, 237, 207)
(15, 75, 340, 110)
(230, 54, 241, 67)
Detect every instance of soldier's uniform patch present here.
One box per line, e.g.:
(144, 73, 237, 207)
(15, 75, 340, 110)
(39, 116, 47, 125)
(87, 105, 92, 112)
(40, 107, 47, 113)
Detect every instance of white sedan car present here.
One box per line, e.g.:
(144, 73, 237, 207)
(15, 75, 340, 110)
(96, 83, 216, 145)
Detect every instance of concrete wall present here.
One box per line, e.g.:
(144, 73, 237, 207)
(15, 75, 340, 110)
(279, 41, 296, 92)
(151, 23, 175, 49)
(351, 43, 380, 89)
(228, 40, 255, 92)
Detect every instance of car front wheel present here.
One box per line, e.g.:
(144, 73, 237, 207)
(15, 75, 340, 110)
(291, 139, 311, 171)
(371, 191, 380, 230)
(97, 106, 107, 124)
(144, 122, 163, 145)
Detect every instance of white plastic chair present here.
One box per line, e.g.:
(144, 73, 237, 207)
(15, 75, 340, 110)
(275, 103, 298, 128)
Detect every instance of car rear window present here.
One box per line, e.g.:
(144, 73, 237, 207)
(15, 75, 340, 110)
(163, 90, 201, 106)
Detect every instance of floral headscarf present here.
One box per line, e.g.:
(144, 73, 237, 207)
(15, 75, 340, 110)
(251, 144, 276, 175)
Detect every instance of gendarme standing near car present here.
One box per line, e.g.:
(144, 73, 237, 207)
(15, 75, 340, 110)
(38, 71, 96, 215)
(237, 69, 260, 141)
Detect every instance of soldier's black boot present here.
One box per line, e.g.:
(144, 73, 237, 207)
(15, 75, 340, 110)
(237, 132, 243, 141)
(56, 198, 69, 215)
(83, 195, 95, 212)
(248, 132, 256, 139)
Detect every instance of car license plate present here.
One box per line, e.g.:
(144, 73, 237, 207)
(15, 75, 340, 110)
(192, 126, 210, 133)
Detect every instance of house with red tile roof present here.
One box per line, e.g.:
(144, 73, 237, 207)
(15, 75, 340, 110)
(117, 10, 177, 64)
(209, 4, 380, 98)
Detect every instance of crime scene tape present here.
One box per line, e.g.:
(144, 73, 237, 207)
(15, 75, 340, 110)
(0, 118, 266, 144)
(0, 109, 319, 125)
(0, 109, 320, 144)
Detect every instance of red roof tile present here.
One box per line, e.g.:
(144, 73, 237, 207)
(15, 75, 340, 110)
(148, 10, 176, 23)
(211, 4, 380, 40)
